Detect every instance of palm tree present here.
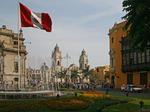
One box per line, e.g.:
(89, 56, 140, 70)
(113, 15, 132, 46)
(82, 66, 93, 83)
(57, 70, 67, 83)
(122, 0, 150, 51)
(89, 72, 101, 83)
(71, 70, 79, 83)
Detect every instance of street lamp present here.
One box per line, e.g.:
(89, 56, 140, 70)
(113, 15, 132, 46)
(24, 41, 31, 89)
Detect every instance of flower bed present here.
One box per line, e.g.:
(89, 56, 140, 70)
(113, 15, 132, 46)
(0, 91, 131, 112)
(0, 96, 91, 112)
(73, 91, 110, 98)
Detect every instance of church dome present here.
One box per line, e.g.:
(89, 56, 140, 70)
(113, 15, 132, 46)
(68, 64, 79, 71)
(40, 62, 49, 70)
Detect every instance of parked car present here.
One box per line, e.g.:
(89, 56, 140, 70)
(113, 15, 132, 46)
(129, 85, 143, 92)
(121, 84, 143, 93)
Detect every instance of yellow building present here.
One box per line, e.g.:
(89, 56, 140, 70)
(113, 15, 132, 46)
(0, 25, 27, 90)
(109, 22, 150, 88)
(94, 66, 110, 83)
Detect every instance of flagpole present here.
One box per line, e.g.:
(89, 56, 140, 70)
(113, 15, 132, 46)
(17, 0, 21, 90)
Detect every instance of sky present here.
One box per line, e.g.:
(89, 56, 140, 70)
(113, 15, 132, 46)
(0, 0, 125, 69)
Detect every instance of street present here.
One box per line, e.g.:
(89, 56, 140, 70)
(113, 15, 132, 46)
(96, 88, 150, 98)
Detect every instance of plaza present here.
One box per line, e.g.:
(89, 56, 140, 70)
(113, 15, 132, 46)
(0, 0, 150, 112)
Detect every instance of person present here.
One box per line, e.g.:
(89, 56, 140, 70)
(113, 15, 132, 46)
(125, 84, 127, 91)
(75, 84, 77, 90)
(105, 84, 109, 94)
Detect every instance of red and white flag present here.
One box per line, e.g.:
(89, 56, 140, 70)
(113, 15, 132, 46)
(19, 3, 52, 32)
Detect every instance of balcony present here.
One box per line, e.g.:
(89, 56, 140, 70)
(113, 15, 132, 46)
(122, 63, 150, 73)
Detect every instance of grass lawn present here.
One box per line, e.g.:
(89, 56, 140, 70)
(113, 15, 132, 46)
(103, 96, 150, 112)
(0, 91, 149, 112)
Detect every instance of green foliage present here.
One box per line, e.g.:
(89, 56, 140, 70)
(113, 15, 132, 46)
(58, 88, 74, 91)
(0, 95, 149, 112)
(81, 98, 126, 112)
(82, 66, 93, 79)
(56, 70, 67, 79)
(122, 0, 150, 51)
(103, 96, 150, 112)
(82, 66, 100, 83)
(89, 72, 100, 83)
(71, 70, 79, 83)
(55, 70, 67, 82)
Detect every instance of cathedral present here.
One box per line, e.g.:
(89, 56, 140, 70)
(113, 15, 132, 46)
(51, 44, 90, 83)
(26, 44, 90, 89)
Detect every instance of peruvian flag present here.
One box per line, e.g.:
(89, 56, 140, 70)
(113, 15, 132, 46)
(19, 3, 52, 32)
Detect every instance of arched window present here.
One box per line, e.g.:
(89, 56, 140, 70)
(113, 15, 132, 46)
(57, 60, 60, 66)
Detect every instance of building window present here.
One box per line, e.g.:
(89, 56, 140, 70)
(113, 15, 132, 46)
(97, 68, 99, 72)
(122, 54, 126, 65)
(127, 74, 133, 84)
(14, 41, 18, 45)
(140, 72, 147, 85)
(32, 74, 35, 80)
(126, 53, 129, 65)
(138, 53, 142, 64)
(141, 52, 145, 63)
(134, 52, 137, 64)
(146, 49, 150, 62)
(129, 52, 134, 65)
(14, 61, 18, 73)
(57, 61, 60, 66)
(126, 43, 129, 50)
(112, 37, 114, 43)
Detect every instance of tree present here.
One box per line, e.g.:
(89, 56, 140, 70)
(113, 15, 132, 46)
(82, 66, 93, 82)
(122, 0, 150, 51)
(57, 70, 67, 83)
(89, 72, 101, 83)
(71, 70, 79, 83)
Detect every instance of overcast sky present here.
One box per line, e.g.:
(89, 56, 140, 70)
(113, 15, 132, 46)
(0, 0, 125, 69)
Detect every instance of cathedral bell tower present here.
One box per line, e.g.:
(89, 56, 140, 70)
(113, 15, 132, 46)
(51, 44, 62, 72)
(79, 49, 88, 70)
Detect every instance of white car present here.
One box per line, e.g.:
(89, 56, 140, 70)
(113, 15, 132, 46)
(129, 85, 143, 92)
(121, 84, 143, 92)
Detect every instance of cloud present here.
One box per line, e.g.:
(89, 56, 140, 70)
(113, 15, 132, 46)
(0, 0, 124, 69)
(79, 9, 121, 25)
(24, 23, 109, 68)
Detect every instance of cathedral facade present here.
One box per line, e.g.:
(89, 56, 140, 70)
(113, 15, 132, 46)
(51, 45, 90, 84)
(26, 44, 90, 89)
(51, 44, 63, 73)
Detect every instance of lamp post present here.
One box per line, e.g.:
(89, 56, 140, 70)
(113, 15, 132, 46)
(24, 41, 31, 89)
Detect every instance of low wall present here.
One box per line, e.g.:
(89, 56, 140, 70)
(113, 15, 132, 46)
(0, 91, 59, 99)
